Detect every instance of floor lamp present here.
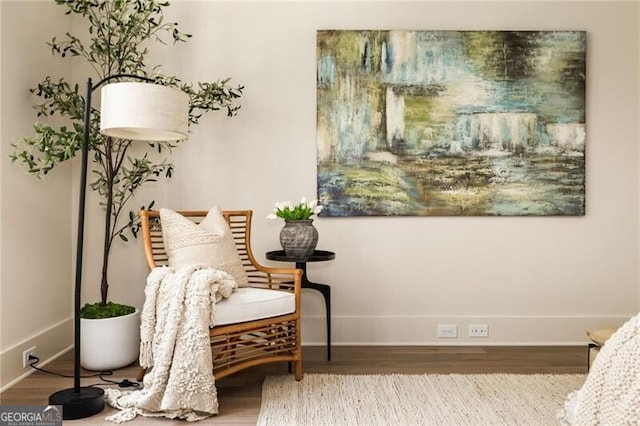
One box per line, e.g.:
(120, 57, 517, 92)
(48, 74, 188, 420)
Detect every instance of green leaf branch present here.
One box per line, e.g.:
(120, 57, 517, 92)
(10, 0, 243, 307)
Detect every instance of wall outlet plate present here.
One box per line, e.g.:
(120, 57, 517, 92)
(437, 324, 458, 338)
(22, 346, 36, 368)
(469, 324, 489, 337)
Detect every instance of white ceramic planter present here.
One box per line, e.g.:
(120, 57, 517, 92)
(80, 310, 140, 371)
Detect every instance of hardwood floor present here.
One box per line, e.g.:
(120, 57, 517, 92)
(0, 345, 587, 425)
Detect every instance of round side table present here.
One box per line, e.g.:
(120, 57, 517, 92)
(266, 250, 335, 361)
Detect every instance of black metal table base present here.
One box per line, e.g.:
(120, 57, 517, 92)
(297, 262, 331, 361)
(266, 250, 334, 361)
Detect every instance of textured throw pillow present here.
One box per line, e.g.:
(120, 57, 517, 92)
(159, 207, 249, 287)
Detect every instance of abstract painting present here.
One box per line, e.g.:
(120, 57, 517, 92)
(316, 30, 586, 216)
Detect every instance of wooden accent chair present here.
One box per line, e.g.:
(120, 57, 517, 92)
(137, 209, 303, 381)
(587, 326, 620, 370)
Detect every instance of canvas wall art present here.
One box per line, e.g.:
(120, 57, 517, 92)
(316, 30, 586, 216)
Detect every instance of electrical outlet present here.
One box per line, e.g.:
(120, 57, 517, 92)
(22, 346, 37, 368)
(469, 324, 489, 337)
(437, 324, 458, 338)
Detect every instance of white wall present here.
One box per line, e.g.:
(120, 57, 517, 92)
(1, 0, 638, 389)
(0, 1, 73, 390)
(129, 0, 635, 345)
(637, 0, 640, 313)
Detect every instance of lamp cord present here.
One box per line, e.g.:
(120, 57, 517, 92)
(27, 355, 140, 388)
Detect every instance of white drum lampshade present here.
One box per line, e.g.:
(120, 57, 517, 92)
(100, 82, 189, 141)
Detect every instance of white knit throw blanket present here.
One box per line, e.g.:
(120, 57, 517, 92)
(104, 265, 236, 423)
(558, 313, 640, 425)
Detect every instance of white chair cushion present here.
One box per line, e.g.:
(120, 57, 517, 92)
(215, 287, 295, 326)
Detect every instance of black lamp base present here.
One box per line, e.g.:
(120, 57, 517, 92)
(49, 386, 105, 420)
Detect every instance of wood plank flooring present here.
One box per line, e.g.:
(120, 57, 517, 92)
(0, 345, 587, 425)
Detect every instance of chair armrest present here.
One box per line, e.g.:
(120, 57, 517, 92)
(245, 261, 303, 297)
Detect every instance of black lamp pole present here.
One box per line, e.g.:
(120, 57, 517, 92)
(49, 74, 154, 420)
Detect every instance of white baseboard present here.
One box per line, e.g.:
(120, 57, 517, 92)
(300, 314, 632, 346)
(2, 314, 628, 390)
(0, 318, 73, 393)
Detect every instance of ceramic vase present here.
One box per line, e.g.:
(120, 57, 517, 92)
(280, 219, 318, 258)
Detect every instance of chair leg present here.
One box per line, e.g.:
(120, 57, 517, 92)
(587, 343, 598, 372)
(294, 359, 303, 381)
(136, 367, 146, 382)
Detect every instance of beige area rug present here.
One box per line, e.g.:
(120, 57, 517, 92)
(257, 373, 585, 426)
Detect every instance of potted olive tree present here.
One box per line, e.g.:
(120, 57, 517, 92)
(11, 0, 243, 370)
